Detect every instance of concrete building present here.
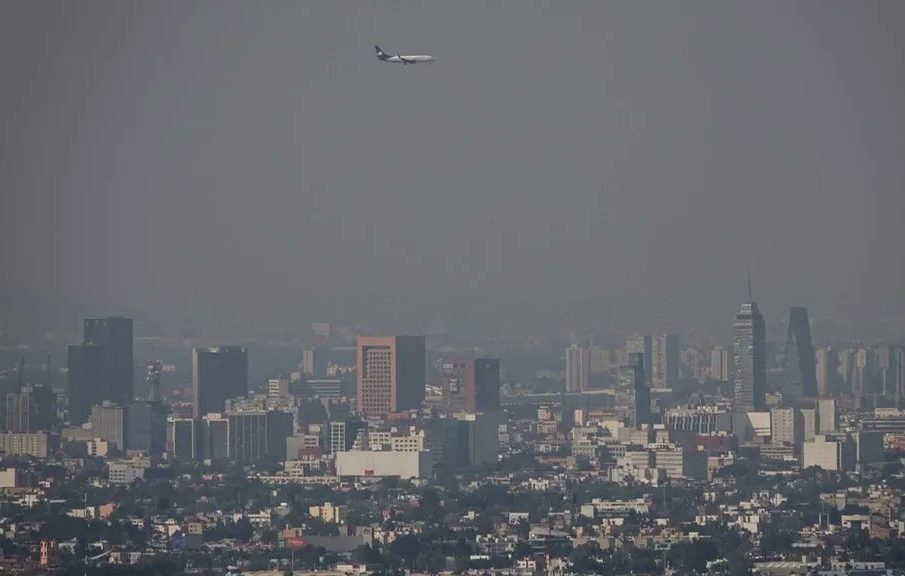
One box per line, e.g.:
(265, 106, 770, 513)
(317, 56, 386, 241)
(167, 417, 197, 461)
(817, 398, 837, 433)
(771, 407, 802, 450)
(652, 334, 679, 389)
(89, 402, 125, 451)
(199, 413, 230, 461)
(0, 432, 53, 458)
(664, 406, 732, 434)
(565, 344, 590, 393)
(816, 348, 837, 397)
(227, 410, 267, 464)
(710, 346, 731, 382)
(108, 462, 145, 485)
(626, 335, 653, 384)
(329, 420, 366, 454)
(803, 434, 856, 472)
(356, 336, 426, 417)
(441, 358, 501, 413)
(335, 450, 432, 479)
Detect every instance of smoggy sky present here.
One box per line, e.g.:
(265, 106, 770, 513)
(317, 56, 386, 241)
(1, 1, 904, 341)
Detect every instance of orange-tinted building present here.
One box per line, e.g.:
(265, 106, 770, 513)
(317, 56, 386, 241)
(357, 336, 425, 417)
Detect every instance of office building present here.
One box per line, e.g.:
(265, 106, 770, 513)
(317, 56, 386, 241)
(565, 344, 590, 393)
(301, 348, 329, 377)
(266, 410, 294, 462)
(192, 347, 248, 419)
(816, 348, 837, 397)
(784, 307, 818, 398)
(125, 401, 167, 458)
(629, 352, 650, 429)
(67, 317, 133, 423)
(145, 360, 163, 402)
(626, 335, 653, 384)
(329, 420, 366, 454)
(733, 282, 766, 412)
(108, 462, 145, 485)
(167, 417, 197, 461)
(441, 358, 501, 413)
(199, 413, 230, 461)
(800, 408, 817, 442)
(356, 336, 425, 417)
(652, 334, 679, 389)
(306, 379, 342, 399)
(227, 410, 267, 464)
(710, 346, 730, 382)
(817, 398, 837, 433)
(0, 432, 53, 458)
(89, 402, 126, 451)
(336, 450, 432, 479)
(427, 412, 501, 469)
(268, 378, 290, 400)
(803, 434, 855, 472)
(771, 407, 802, 450)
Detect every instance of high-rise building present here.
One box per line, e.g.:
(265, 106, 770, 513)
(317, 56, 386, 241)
(145, 360, 163, 402)
(1, 385, 55, 433)
(441, 358, 501, 413)
(198, 413, 230, 461)
(67, 317, 134, 423)
(733, 282, 766, 412)
(588, 347, 612, 375)
(301, 348, 329, 377)
(815, 348, 837, 397)
(125, 401, 167, 459)
(626, 335, 653, 384)
(329, 420, 366, 454)
(710, 346, 731, 382)
(770, 407, 802, 450)
(192, 347, 248, 419)
(565, 344, 590, 393)
(630, 352, 650, 429)
(836, 348, 855, 394)
(89, 402, 126, 451)
(852, 348, 872, 410)
(167, 417, 197, 461)
(817, 398, 837, 433)
(652, 334, 679, 389)
(227, 410, 267, 464)
(266, 410, 294, 462)
(356, 336, 426, 418)
(784, 307, 818, 398)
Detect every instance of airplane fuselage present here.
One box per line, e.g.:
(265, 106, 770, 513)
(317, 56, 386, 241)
(385, 54, 434, 64)
(375, 46, 434, 64)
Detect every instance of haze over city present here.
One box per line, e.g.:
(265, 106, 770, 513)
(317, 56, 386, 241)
(2, 1, 904, 342)
(5, 3, 905, 576)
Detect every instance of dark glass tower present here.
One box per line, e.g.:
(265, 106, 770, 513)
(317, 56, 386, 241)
(733, 280, 766, 412)
(192, 346, 248, 418)
(630, 352, 650, 429)
(784, 307, 818, 398)
(67, 316, 133, 424)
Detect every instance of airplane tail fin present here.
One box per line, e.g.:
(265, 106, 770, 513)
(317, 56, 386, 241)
(375, 45, 387, 59)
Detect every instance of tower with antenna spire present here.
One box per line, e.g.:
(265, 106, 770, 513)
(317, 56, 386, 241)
(733, 275, 766, 411)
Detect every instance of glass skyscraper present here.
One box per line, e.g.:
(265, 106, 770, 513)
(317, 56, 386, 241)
(733, 283, 766, 412)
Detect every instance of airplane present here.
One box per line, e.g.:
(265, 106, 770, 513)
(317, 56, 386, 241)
(375, 45, 434, 64)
